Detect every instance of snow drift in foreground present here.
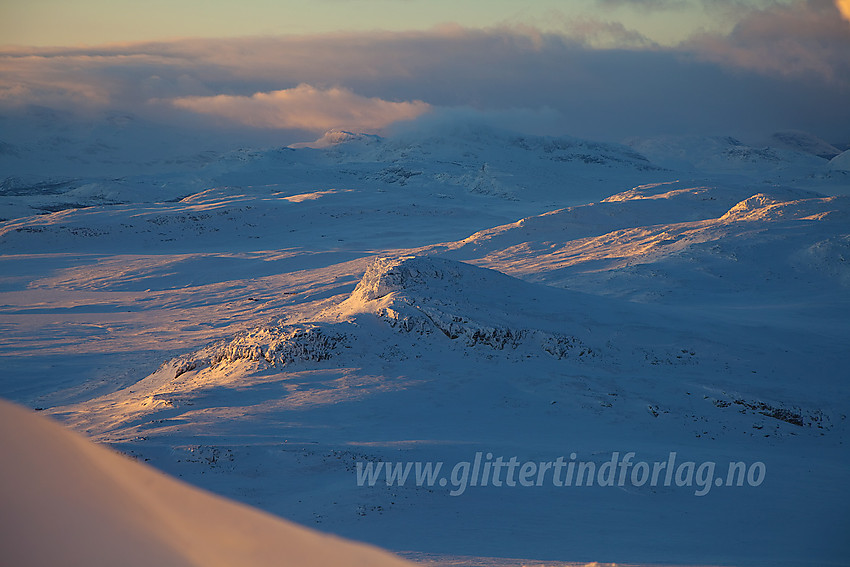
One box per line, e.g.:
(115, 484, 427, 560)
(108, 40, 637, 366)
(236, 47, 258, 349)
(0, 398, 414, 567)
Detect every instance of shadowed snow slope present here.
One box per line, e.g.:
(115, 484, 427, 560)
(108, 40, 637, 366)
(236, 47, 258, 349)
(0, 398, 414, 567)
(830, 149, 850, 171)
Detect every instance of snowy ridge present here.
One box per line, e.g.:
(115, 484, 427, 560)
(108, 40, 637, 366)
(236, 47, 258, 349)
(445, 182, 815, 256)
(0, 399, 415, 567)
(328, 125, 666, 202)
(432, 184, 850, 300)
(719, 192, 850, 223)
(322, 124, 657, 169)
(830, 149, 850, 171)
(768, 130, 842, 159)
(626, 135, 828, 174)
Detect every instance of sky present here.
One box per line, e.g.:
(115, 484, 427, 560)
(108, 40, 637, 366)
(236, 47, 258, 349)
(1, 0, 849, 145)
(0, 0, 792, 47)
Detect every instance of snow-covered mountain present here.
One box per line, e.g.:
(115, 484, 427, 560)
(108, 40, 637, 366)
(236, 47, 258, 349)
(768, 130, 842, 160)
(5, 121, 847, 223)
(1, 123, 848, 566)
(625, 134, 849, 195)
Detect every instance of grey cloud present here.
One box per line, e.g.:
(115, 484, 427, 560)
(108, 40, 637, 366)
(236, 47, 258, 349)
(555, 17, 658, 48)
(684, 0, 850, 80)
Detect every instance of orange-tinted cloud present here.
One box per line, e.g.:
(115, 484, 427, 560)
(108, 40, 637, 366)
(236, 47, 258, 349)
(167, 84, 431, 132)
(837, 0, 850, 21)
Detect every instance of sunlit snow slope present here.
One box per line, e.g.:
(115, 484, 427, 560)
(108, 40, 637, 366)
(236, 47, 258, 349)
(0, 398, 415, 567)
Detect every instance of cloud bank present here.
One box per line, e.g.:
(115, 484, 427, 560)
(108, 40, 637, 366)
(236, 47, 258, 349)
(1, 1, 848, 144)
